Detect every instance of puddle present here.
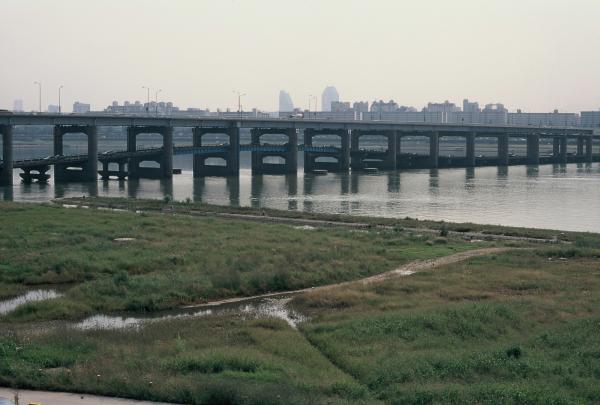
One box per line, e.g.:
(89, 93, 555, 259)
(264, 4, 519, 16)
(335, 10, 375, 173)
(0, 290, 63, 316)
(72, 297, 306, 331)
(395, 270, 416, 276)
(293, 225, 315, 230)
(114, 237, 136, 242)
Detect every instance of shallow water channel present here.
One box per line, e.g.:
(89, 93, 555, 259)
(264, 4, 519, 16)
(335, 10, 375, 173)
(0, 291, 306, 330)
(0, 290, 62, 316)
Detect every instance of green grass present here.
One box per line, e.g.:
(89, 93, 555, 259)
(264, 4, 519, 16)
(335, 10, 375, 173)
(0, 202, 473, 321)
(3, 199, 600, 404)
(296, 249, 600, 404)
(0, 316, 379, 404)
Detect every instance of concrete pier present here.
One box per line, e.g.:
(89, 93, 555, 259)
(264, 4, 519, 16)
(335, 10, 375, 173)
(127, 126, 173, 179)
(553, 137, 561, 160)
(466, 132, 476, 167)
(559, 136, 568, 164)
(429, 131, 439, 168)
(350, 130, 397, 170)
(586, 136, 593, 163)
(526, 134, 540, 165)
(498, 134, 509, 166)
(53, 125, 98, 182)
(251, 128, 297, 174)
(192, 126, 240, 177)
(303, 129, 350, 173)
(0, 125, 13, 186)
(577, 137, 584, 157)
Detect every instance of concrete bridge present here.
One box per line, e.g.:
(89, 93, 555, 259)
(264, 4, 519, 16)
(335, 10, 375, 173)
(0, 113, 598, 185)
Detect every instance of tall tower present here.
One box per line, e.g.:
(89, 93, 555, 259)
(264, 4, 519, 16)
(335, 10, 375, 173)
(278, 90, 294, 112)
(321, 86, 339, 112)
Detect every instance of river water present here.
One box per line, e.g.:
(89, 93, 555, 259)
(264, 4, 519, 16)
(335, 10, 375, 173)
(2, 141, 600, 233)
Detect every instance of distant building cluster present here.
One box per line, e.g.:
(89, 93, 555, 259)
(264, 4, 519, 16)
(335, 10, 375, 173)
(277, 90, 599, 128)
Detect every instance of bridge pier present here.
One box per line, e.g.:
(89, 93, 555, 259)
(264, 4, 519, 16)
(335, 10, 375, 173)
(99, 160, 128, 180)
(585, 136, 593, 163)
(251, 128, 297, 174)
(498, 134, 509, 166)
(350, 130, 397, 170)
(127, 126, 173, 179)
(53, 125, 98, 182)
(526, 134, 540, 165)
(429, 131, 439, 168)
(192, 126, 240, 177)
(0, 125, 13, 186)
(466, 132, 476, 167)
(559, 136, 568, 164)
(303, 129, 350, 173)
(577, 136, 584, 158)
(553, 137, 561, 161)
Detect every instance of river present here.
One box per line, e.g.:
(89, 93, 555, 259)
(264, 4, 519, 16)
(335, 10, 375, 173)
(1, 139, 599, 233)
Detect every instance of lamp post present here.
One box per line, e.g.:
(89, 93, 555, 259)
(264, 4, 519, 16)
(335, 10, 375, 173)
(308, 95, 313, 119)
(33, 81, 42, 112)
(233, 90, 246, 120)
(312, 95, 318, 119)
(155, 89, 162, 115)
(58, 85, 64, 114)
(142, 86, 150, 114)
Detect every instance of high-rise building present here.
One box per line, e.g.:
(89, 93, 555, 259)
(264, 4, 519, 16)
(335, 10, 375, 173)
(353, 101, 369, 113)
(12, 99, 23, 112)
(424, 101, 460, 113)
(321, 86, 339, 112)
(73, 101, 91, 113)
(278, 90, 294, 112)
(581, 111, 600, 128)
(371, 100, 399, 113)
(463, 99, 480, 113)
(47, 105, 59, 113)
(331, 101, 351, 112)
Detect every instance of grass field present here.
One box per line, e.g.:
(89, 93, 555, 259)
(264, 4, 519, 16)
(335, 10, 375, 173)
(0, 202, 473, 321)
(1, 200, 599, 404)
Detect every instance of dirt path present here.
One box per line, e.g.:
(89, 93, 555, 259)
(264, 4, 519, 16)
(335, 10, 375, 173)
(184, 247, 509, 309)
(0, 388, 175, 405)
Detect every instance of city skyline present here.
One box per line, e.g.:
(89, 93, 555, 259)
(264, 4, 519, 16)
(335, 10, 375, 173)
(2, 0, 600, 113)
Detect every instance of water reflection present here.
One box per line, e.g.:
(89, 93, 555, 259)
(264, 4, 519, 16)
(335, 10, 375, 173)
(0, 290, 62, 316)
(2, 163, 600, 232)
(72, 297, 305, 331)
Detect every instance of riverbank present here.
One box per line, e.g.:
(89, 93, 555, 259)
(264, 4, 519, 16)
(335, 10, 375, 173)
(1, 199, 599, 404)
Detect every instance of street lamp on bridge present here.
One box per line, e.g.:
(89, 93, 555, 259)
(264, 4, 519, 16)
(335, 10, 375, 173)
(233, 90, 246, 120)
(58, 85, 64, 114)
(155, 89, 162, 115)
(33, 81, 42, 112)
(142, 86, 150, 114)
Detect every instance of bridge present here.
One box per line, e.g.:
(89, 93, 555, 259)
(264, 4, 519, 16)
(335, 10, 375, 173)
(0, 113, 597, 185)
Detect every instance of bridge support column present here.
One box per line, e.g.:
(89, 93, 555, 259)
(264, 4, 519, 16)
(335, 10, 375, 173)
(162, 126, 173, 179)
(53, 125, 98, 182)
(553, 137, 560, 162)
(498, 134, 509, 166)
(395, 132, 402, 169)
(429, 131, 439, 168)
(192, 126, 239, 177)
(127, 126, 173, 179)
(303, 129, 315, 173)
(285, 128, 298, 174)
(340, 130, 350, 172)
(586, 136, 593, 163)
(527, 134, 540, 165)
(577, 136, 584, 157)
(251, 128, 297, 174)
(385, 131, 397, 170)
(0, 125, 13, 186)
(559, 136, 568, 164)
(350, 130, 360, 170)
(466, 132, 476, 167)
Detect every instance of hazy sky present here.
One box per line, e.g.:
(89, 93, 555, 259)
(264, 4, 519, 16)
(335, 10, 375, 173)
(2, 0, 600, 113)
